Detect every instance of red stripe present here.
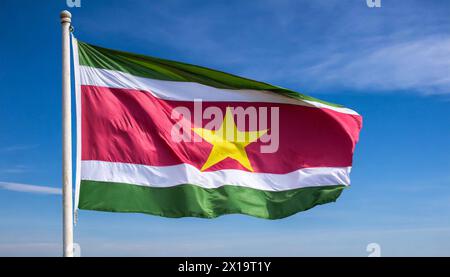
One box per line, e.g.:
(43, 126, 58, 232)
(81, 85, 362, 174)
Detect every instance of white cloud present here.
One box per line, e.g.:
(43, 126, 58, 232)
(0, 182, 61, 195)
(302, 36, 450, 94)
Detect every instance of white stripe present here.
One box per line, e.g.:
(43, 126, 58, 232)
(79, 66, 359, 115)
(81, 160, 351, 191)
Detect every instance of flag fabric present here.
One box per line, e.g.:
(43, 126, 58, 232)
(73, 38, 362, 219)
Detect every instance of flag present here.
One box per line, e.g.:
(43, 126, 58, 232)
(73, 38, 362, 219)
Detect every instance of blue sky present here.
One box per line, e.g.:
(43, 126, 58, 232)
(0, 0, 449, 256)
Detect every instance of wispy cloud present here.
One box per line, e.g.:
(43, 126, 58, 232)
(300, 36, 450, 94)
(0, 165, 29, 174)
(0, 182, 61, 195)
(0, 144, 39, 152)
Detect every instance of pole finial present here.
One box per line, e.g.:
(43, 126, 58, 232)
(60, 10, 72, 24)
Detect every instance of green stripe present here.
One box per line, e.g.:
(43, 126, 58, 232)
(78, 180, 346, 219)
(77, 40, 343, 108)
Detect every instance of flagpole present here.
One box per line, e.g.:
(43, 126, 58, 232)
(61, 10, 74, 258)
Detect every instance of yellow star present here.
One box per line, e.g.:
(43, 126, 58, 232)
(192, 107, 268, 171)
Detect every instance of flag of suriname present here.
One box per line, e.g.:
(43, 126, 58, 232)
(73, 38, 362, 219)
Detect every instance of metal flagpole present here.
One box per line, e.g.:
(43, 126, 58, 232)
(60, 10, 74, 257)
